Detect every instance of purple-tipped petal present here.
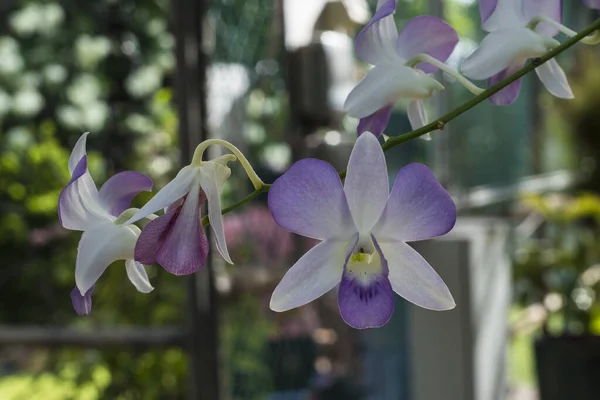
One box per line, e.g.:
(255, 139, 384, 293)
(488, 64, 524, 106)
(379, 241, 455, 310)
(479, 0, 499, 27)
(135, 187, 209, 275)
(355, 0, 400, 64)
(535, 58, 573, 99)
(584, 0, 600, 9)
(357, 106, 392, 137)
(397, 16, 459, 74)
(71, 286, 94, 315)
(523, 0, 562, 37)
(338, 235, 394, 329)
(373, 163, 455, 242)
(99, 171, 153, 217)
(68, 133, 89, 174)
(268, 159, 356, 240)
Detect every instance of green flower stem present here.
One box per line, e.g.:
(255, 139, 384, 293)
(527, 16, 600, 45)
(205, 17, 600, 224)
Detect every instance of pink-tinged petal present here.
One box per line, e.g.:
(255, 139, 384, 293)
(355, 0, 401, 64)
(338, 235, 394, 329)
(397, 16, 459, 74)
(199, 163, 232, 264)
(75, 221, 139, 294)
(488, 64, 524, 106)
(270, 238, 354, 312)
(71, 286, 94, 315)
(373, 163, 455, 242)
(461, 28, 558, 80)
(125, 259, 153, 293)
(583, 0, 600, 9)
(523, 0, 562, 37)
(379, 241, 455, 310)
(535, 58, 573, 99)
(479, 0, 499, 27)
(123, 166, 197, 225)
(357, 105, 392, 137)
(99, 171, 153, 217)
(344, 132, 389, 233)
(268, 159, 356, 240)
(135, 188, 209, 275)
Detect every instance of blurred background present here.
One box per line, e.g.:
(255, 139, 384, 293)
(0, 0, 600, 399)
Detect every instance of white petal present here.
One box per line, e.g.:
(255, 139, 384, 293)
(75, 221, 139, 294)
(482, 0, 526, 32)
(355, 0, 401, 64)
(270, 239, 353, 312)
(344, 63, 444, 119)
(199, 162, 232, 264)
(379, 241, 455, 310)
(407, 100, 432, 141)
(68, 132, 89, 174)
(344, 132, 389, 233)
(123, 166, 197, 225)
(462, 28, 559, 80)
(125, 259, 154, 293)
(535, 59, 573, 99)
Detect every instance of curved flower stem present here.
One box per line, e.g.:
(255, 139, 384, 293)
(405, 53, 485, 95)
(527, 16, 600, 45)
(192, 138, 265, 190)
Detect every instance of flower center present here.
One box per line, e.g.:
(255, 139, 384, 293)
(346, 237, 384, 286)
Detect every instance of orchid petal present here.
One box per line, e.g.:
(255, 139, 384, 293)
(479, 0, 499, 27)
(461, 28, 558, 80)
(357, 106, 392, 137)
(355, 0, 401, 64)
(269, 158, 355, 240)
(270, 238, 354, 312)
(99, 171, 153, 217)
(488, 64, 524, 106)
(344, 132, 389, 233)
(68, 132, 89, 174)
(123, 166, 197, 225)
(373, 163, 455, 242)
(75, 221, 139, 294)
(338, 235, 394, 329)
(397, 16, 459, 74)
(535, 59, 573, 99)
(71, 286, 93, 315)
(379, 241, 455, 310)
(523, 0, 562, 37)
(482, 0, 527, 32)
(125, 260, 154, 293)
(407, 100, 428, 130)
(345, 63, 444, 119)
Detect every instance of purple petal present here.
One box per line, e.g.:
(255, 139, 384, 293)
(488, 64, 524, 106)
(71, 286, 94, 315)
(338, 235, 394, 329)
(373, 163, 455, 242)
(583, 0, 600, 9)
(99, 171, 153, 217)
(523, 0, 562, 37)
(268, 159, 356, 240)
(357, 106, 392, 137)
(355, 0, 400, 64)
(479, 0, 498, 26)
(397, 16, 459, 74)
(134, 188, 208, 275)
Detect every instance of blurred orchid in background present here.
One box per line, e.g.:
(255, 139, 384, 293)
(268, 132, 456, 329)
(343, 0, 459, 138)
(462, 0, 572, 105)
(58, 132, 154, 315)
(125, 154, 236, 275)
(583, 0, 600, 9)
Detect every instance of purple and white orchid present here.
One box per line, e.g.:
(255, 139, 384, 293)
(268, 132, 456, 329)
(344, 0, 459, 138)
(462, 0, 573, 105)
(123, 154, 235, 275)
(58, 132, 154, 315)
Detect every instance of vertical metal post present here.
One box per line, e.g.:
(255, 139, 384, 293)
(172, 0, 220, 399)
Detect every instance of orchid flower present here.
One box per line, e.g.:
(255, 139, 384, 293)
(584, 0, 600, 9)
(123, 153, 236, 275)
(343, 0, 461, 138)
(58, 133, 154, 315)
(462, 0, 573, 105)
(268, 132, 456, 329)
